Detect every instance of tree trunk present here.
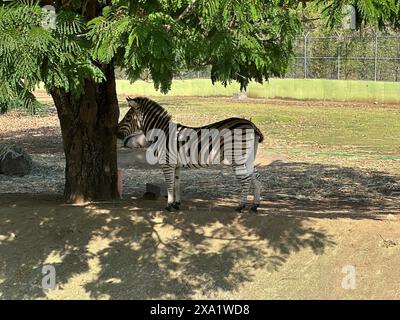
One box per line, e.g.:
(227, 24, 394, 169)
(51, 64, 120, 203)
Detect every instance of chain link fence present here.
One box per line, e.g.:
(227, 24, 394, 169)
(286, 32, 400, 82)
(118, 33, 400, 83)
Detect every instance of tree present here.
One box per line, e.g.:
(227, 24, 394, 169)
(0, 0, 301, 203)
(1, 0, 398, 204)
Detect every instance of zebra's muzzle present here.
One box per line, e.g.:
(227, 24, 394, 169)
(122, 132, 151, 149)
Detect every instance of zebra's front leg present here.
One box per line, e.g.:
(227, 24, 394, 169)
(161, 165, 176, 212)
(172, 167, 181, 210)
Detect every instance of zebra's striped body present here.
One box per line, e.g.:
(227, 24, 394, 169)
(117, 97, 264, 212)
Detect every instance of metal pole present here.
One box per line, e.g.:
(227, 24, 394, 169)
(374, 31, 378, 81)
(304, 33, 308, 79)
(336, 32, 343, 80)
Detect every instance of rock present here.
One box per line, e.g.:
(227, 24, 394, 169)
(232, 91, 248, 100)
(0, 143, 32, 176)
(142, 191, 158, 200)
(142, 183, 167, 200)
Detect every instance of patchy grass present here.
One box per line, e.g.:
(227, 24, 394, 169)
(120, 97, 400, 155)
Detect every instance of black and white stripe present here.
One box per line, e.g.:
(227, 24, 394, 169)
(117, 97, 264, 212)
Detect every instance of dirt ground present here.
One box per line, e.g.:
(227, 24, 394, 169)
(1, 194, 399, 299)
(1, 101, 400, 299)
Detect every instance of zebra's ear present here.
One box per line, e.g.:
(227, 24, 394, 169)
(126, 97, 139, 109)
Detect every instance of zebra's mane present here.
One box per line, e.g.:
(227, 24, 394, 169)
(130, 96, 172, 123)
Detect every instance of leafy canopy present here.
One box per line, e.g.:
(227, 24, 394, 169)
(0, 0, 301, 109)
(0, 0, 104, 111)
(1, 0, 399, 111)
(317, 0, 400, 29)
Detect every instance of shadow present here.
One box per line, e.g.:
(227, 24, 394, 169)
(0, 160, 398, 299)
(0, 194, 104, 299)
(0, 127, 62, 154)
(160, 160, 398, 212)
(0, 192, 334, 299)
(257, 160, 399, 213)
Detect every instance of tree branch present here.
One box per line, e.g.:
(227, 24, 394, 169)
(302, 17, 321, 23)
(176, 0, 196, 22)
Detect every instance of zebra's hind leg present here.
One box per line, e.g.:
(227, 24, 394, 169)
(234, 165, 252, 213)
(161, 165, 176, 211)
(250, 169, 261, 213)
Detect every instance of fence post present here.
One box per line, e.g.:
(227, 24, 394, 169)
(337, 32, 342, 80)
(304, 33, 309, 79)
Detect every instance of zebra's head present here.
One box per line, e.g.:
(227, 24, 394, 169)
(117, 96, 172, 148)
(116, 97, 142, 141)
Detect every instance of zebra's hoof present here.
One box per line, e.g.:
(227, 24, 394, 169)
(165, 204, 174, 212)
(172, 202, 181, 210)
(235, 204, 246, 213)
(250, 204, 260, 213)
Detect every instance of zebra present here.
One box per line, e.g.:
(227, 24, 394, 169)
(116, 97, 264, 213)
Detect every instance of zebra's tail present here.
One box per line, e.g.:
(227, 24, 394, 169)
(248, 117, 264, 143)
(252, 124, 264, 143)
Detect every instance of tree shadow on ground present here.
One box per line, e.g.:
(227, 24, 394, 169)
(0, 196, 333, 299)
(0, 127, 62, 154)
(178, 160, 399, 213)
(0, 160, 398, 299)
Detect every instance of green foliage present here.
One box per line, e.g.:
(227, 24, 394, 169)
(87, 0, 302, 92)
(0, 0, 303, 103)
(317, 0, 400, 29)
(0, 1, 104, 112)
(1, 0, 399, 110)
